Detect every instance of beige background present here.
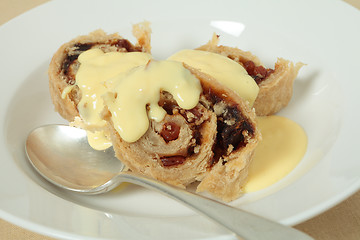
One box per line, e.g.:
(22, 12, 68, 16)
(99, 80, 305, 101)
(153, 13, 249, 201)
(0, 0, 359, 239)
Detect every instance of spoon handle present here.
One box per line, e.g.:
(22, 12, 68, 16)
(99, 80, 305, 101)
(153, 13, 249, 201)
(117, 171, 313, 240)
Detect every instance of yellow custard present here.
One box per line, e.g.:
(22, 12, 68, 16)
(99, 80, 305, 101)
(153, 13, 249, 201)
(168, 49, 259, 106)
(66, 48, 152, 149)
(75, 49, 152, 127)
(244, 115, 307, 192)
(103, 60, 202, 143)
(86, 131, 113, 151)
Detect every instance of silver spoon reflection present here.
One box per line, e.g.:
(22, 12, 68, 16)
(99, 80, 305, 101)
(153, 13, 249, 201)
(25, 124, 313, 240)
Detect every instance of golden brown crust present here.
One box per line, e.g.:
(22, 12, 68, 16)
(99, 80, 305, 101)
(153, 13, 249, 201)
(253, 59, 304, 116)
(197, 34, 262, 66)
(132, 21, 152, 53)
(48, 24, 152, 122)
(197, 34, 304, 116)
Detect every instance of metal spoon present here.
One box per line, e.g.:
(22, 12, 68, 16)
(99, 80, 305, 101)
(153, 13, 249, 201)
(25, 124, 313, 240)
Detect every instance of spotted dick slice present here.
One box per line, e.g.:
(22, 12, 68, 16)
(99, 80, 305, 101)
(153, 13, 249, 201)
(48, 22, 151, 122)
(103, 64, 261, 202)
(197, 34, 304, 116)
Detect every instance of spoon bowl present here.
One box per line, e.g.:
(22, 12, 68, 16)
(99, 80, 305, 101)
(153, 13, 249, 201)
(26, 125, 124, 193)
(25, 124, 313, 240)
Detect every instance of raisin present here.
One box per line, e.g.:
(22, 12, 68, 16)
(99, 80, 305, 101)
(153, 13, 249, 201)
(160, 122, 180, 142)
(74, 43, 93, 52)
(160, 156, 186, 166)
(110, 39, 142, 52)
(242, 60, 274, 84)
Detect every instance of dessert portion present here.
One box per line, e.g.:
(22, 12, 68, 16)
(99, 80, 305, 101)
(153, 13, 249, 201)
(48, 22, 151, 123)
(196, 34, 304, 116)
(101, 60, 261, 201)
(47, 24, 304, 201)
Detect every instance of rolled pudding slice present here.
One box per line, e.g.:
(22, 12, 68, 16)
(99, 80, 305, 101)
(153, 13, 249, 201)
(102, 60, 261, 202)
(196, 34, 304, 116)
(48, 22, 152, 123)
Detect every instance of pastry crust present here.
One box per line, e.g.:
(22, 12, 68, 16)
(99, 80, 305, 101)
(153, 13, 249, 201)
(253, 58, 304, 116)
(48, 23, 151, 122)
(197, 34, 304, 116)
(103, 65, 261, 202)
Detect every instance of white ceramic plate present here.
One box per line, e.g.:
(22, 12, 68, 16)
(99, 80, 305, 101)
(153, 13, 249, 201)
(1, 0, 359, 239)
